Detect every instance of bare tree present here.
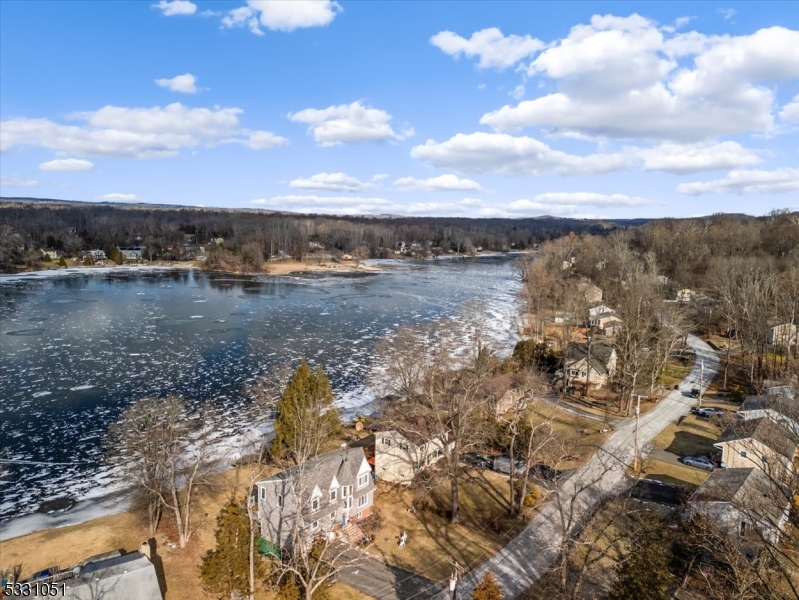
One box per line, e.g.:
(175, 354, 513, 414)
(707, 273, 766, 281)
(109, 396, 216, 548)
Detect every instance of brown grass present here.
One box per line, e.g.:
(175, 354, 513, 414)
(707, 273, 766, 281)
(370, 469, 525, 583)
(653, 414, 722, 458)
(526, 403, 611, 468)
(637, 458, 710, 487)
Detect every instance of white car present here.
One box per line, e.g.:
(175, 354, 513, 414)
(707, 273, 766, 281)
(683, 456, 715, 471)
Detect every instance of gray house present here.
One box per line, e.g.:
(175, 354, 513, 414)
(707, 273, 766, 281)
(256, 447, 374, 548)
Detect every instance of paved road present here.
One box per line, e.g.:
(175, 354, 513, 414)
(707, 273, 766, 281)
(430, 334, 720, 599)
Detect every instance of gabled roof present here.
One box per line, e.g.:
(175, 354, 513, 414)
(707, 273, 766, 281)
(692, 467, 789, 527)
(375, 415, 449, 447)
(257, 448, 368, 497)
(64, 552, 163, 600)
(716, 418, 798, 461)
(565, 342, 615, 375)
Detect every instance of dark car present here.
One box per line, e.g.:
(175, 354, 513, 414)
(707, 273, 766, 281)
(529, 462, 563, 481)
(463, 453, 492, 470)
(689, 388, 700, 398)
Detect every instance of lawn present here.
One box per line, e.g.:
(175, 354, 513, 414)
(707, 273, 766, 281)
(527, 402, 612, 468)
(636, 458, 710, 487)
(370, 468, 526, 583)
(658, 354, 694, 388)
(653, 414, 722, 458)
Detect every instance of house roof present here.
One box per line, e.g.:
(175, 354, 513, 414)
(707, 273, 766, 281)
(565, 342, 615, 375)
(258, 447, 368, 496)
(692, 467, 790, 527)
(739, 395, 768, 412)
(375, 415, 449, 447)
(64, 552, 162, 600)
(716, 417, 798, 460)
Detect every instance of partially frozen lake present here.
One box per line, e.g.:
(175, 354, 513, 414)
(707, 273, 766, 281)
(0, 256, 521, 522)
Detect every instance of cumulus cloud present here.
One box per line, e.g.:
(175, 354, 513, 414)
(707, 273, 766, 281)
(94, 193, 142, 202)
(251, 195, 491, 217)
(393, 174, 483, 192)
(411, 132, 631, 176)
(636, 141, 761, 174)
(288, 101, 412, 146)
(780, 94, 799, 123)
(677, 168, 799, 195)
(371, 173, 389, 182)
(289, 172, 375, 192)
(39, 158, 95, 172)
(478, 16, 799, 141)
(155, 73, 201, 94)
(153, 0, 197, 16)
(0, 102, 287, 158)
(222, 0, 341, 34)
(430, 28, 544, 70)
(0, 174, 38, 187)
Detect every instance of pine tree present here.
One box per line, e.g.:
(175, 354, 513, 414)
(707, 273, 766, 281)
(201, 501, 266, 599)
(610, 528, 675, 600)
(472, 571, 502, 600)
(270, 360, 341, 462)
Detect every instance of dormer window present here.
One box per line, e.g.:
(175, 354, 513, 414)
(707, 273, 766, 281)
(330, 489, 337, 501)
(399, 443, 409, 451)
(358, 473, 369, 488)
(311, 498, 319, 512)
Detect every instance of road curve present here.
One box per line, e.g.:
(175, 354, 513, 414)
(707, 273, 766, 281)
(433, 334, 720, 599)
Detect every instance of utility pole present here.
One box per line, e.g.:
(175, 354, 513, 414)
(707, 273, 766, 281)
(633, 394, 642, 473)
(448, 559, 464, 600)
(699, 360, 705, 408)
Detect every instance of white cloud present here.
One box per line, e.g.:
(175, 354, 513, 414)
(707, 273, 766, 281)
(94, 193, 141, 202)
(0, 174, 38, 187)
(289, 172, 375, 192)
(1, 103, 287, 158)
(510, 85, 525, 101)
(530, 192, 659, 206)
(718, 8, 737, 21)
(251, 195, 491, 217)
(780, 94, 799, 123)
(410, 132, 631, 176)
(288, 101, 412, 146)
(430, 28, 544, 70)
(371, 173, 389, 182)
(153, 0, 197, 16)
(393, 174, 483, 192)
(155, 73, 201, 94)
(478, 17, 799, 142)
(636, 141, 761, 174)
(677, 168, 799, 195)
(222, 0, 341, 34)
(39, 158, 95, 172)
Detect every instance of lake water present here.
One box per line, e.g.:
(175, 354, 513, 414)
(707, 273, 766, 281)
(0, 256, 521, 524)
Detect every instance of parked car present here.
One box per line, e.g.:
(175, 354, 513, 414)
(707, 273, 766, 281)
(682, 456, 715, 471)
(493, 456, 525, 475)
(689, 388, 701, 398)
(696, 407, 725, 418)
(529, 462, 563, 481)
(463, 453, 493, 470)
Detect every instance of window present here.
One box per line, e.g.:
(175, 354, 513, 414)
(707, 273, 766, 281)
(330, 489, 337, 502)
(740, 451, 747, 458)
(381, 438, 391, 446)
(341, 485, 352, 497)
(260, 488, 265, 500)
(330, 511, 336, 521)
(342, 498, 352, 509)
(277, 495, 283, 507)
(399, 443, 409, 451)
(311, 520, 319, 531)
(311, 498, 319, 512)
(356, 511, 363, 519)
(740, 521, 751, 535)
(358, 473, 369, 488)
(357, 493, 369, 508)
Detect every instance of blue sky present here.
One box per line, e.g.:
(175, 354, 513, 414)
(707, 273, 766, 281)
(1, 0, 797, 219)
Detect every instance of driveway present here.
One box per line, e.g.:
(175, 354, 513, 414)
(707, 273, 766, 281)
(429, 334, 719, 599)
(337, 551, 442, 600)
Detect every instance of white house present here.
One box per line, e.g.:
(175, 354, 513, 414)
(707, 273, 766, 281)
(256, 447, 374, 549)
(564, 342, 617, 390)
(714, 418, 797, 479)
(686, 468, 791, 546)
(373, 416, 454, 484)
(768, 323, 798, 347)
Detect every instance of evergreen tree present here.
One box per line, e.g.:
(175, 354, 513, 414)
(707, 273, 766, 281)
(472, 571, 502, 600)
(201, 501, 267, 599)
(270, 360, 341, 462)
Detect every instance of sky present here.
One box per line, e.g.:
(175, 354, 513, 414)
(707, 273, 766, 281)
(0, 0, 797, 219)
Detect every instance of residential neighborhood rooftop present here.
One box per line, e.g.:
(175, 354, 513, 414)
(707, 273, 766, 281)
(716, 417, 798, 460)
